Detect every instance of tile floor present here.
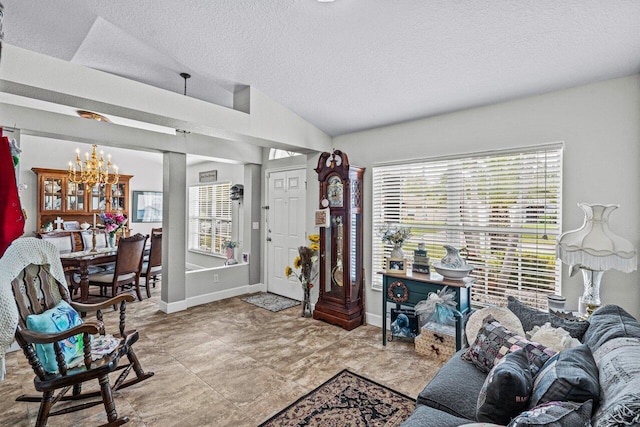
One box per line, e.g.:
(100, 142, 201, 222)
(0, 286, 442, 426)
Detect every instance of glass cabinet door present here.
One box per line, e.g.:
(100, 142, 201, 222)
(111, 183, 126, 212)
(66, 181, 85, 212)
(91, 184, 107, 211)
(43, 177, 63, 211)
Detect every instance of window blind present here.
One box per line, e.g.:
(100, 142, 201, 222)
(188, 183, 232, 255)
(372, 145, 563, 310)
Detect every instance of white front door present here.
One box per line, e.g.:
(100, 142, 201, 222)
(266, 168, 306, 300)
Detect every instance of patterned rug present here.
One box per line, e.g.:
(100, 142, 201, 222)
(241, 292, 300, 312)
(259, 370, 415, 426)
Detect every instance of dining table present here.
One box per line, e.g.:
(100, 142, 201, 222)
(60, 243, 152, 303)
(60, 247, 118, 303)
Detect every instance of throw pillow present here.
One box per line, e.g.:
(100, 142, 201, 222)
(582, 304, 640, 353)
(528, 323, 581, 353)
(459, 424, 506, 427)
(507, 296, 589, 340)
(477, 349, 533, 425)
(26, 300, 84, 373)
(466, 306, 526, 344)
(463, 315, 556, 375)
(529, 343, 599, 409)
(591, 337, 640, 427)
(508, 400, 593, 427)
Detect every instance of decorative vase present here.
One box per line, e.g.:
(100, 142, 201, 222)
(390, 243, 404, 259)
(226, 247, 234, 260)
(441, 245, 465, 269)
(107, 233, 116, 248)
(302, 285, 312, 318)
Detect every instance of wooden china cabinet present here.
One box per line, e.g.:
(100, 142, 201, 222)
(313, 150, 365, 330)
(32, 168, 132, 245)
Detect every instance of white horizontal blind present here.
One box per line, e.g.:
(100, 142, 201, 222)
(188, 183, 232, 255)
(372, 146, 563, 310)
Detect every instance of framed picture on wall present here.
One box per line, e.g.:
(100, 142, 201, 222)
(132, 191, 163, 223)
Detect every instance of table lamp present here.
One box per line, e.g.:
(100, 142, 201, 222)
(557, 203, 637, 316)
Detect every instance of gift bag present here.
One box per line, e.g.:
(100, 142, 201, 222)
(414, 286, 457, 328)
(414, 287, 459, 361)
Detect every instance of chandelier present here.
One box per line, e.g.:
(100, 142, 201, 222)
(68, 144, 119, 187)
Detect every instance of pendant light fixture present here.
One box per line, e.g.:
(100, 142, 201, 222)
(176, 72, 192, 135)
(180, 72, 191, 96)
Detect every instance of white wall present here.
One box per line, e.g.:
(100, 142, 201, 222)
(332, 74, 640, 320)
(18, 135, 163, 237)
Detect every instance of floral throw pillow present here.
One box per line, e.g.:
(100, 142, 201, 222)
(463, 315, 556, 375)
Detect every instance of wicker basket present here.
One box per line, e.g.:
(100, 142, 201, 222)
(415, 322, 456, 363)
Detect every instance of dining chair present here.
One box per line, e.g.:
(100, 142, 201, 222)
(1, 237, 154, 426)
(80, 229, 108, 251)
(140, 233, 161, 298)
(80, 229, 115, 274)
(142, 227, 162, 264)
(38, 231, 80, 292)
(87, 233, 148, 302)
(38, 231, 77, 253)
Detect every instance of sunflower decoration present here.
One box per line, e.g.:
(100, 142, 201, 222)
(285, 234, 320, 290)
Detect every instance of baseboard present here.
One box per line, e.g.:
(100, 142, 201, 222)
(158, 299, 189, 314)
(366, 312, 383, 329)
(185, 283, 266, 307)
(158, 283, 266, 313)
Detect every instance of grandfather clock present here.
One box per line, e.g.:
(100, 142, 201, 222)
(313, 150, 365, 330)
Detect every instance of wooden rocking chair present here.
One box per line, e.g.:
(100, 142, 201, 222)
(0, 238, 154, 426)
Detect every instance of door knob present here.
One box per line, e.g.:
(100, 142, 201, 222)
(266, 237, 272, 242)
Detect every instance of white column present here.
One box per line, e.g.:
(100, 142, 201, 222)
(160, 151, 187, 313)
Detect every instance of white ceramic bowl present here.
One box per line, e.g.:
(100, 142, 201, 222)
(80, 222, 91, 230)
(432, 262, 473, 280)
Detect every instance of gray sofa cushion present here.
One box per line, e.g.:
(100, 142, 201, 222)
(582, 304, 640, 352)
(400, 404, 472, 427)
(417, 349, 487, 420)
(507, 296, 589, 340)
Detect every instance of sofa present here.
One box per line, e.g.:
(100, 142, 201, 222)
(401, 301, 640, 427)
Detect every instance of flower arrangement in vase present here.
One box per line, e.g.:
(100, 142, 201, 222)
(223, 240, 238, 264)
(378, 224, 412, 258)
(285, 234, 320, 317)
(100, 212, 127, 247)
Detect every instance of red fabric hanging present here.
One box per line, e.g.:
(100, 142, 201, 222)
(0, 133, 25, 257)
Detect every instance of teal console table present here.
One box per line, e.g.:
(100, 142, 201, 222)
(380, 271, 475, 350)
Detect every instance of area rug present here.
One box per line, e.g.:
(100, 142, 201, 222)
(241, 292, 300, 312)
(259, 369, 414, 426)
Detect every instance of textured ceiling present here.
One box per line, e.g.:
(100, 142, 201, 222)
(3, 0, 640, 137)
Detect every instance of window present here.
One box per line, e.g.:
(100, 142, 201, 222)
(372, 145, 563, 310)
(188, 183, 232, 256)
(269, 148, 302, 160)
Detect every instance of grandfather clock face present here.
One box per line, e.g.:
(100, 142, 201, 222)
(327, 176, 343, 207)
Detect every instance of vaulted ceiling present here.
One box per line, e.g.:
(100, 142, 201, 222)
(3, 0, 640, 137)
